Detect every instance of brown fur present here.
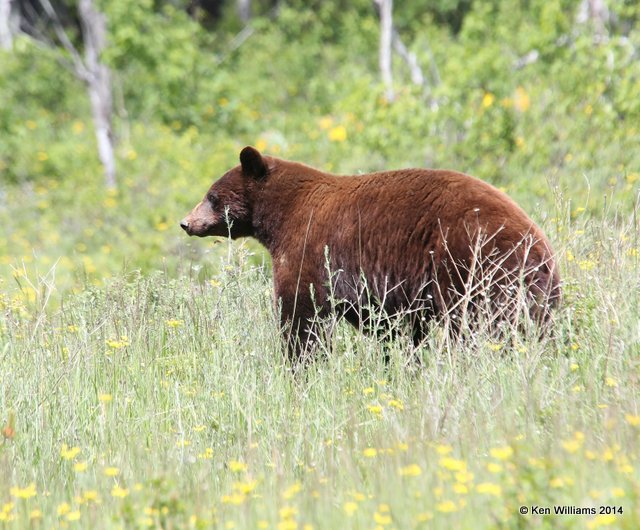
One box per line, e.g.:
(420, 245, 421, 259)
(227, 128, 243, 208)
(181, 147, 560, 358)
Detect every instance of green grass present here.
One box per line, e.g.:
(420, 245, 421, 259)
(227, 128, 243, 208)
(1, 214, 639, 530)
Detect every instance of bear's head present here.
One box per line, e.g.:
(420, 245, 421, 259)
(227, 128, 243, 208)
(180, 146, 268, 239)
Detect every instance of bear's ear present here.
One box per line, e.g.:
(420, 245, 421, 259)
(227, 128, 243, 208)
(240, 146, 267, 180)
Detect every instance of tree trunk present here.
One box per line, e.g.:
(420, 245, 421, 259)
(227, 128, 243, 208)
(237, 0, 251, 23)
(78, 0, 117, 189)
(577, 0, 610, 39)
(0, 0, 13, 50)
(375, 0, 393, 102)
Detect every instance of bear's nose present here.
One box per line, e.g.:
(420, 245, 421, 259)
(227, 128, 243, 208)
(180, 219, 190, 232)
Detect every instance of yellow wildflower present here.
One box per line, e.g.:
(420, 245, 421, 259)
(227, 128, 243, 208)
(439, 457, 466, 471)
(104, 466, 120, 477)
(436, 500, 457, 513)
(111, 485, 129, 498)
(624, 414, 640, 426)
(476, 482, 502, 496)
(344, 502, 358, 516)
(10, 483, 37, 499)
(328, 125, 347, 142)
(60, 444, 81, 460)
(363, 447, 378, 458)
(399, 464, 421, 477)
(228, 460, 247, 473)
(489, 446, 513, 460)
(482, 93, 495, 108)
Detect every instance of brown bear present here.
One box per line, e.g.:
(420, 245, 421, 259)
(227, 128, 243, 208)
(181, 146, 560, 358)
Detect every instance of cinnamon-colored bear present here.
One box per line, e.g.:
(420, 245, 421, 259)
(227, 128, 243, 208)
(181, 147, 560, 358)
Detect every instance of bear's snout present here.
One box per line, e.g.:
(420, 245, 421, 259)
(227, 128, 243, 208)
(179, 219, 191, 234)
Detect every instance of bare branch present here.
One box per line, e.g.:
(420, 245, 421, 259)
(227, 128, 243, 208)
(38, 0, 90, 80)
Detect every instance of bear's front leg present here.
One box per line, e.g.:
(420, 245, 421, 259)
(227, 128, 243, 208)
(277, 285, 325, 363)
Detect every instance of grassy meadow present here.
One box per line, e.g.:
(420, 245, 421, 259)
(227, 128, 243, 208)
(2, 1, 640, 528)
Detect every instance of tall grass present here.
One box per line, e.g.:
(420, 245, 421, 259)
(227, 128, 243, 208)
(1, 209, 639, 529)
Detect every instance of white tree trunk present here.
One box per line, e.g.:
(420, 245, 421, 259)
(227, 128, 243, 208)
(0, 0, 13, 50)
(237, 0, 251, 23)
(78, 0, 116, 189)
(577, 0, 610, 39)
(376, 0, 394, 102)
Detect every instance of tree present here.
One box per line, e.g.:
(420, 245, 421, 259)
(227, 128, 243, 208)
(38, 0, 117, 188)
(0, 0, 14, 50)
(373, 0, 433, 104)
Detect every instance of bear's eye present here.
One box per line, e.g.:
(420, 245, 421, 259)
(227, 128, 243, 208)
(207, 193, 219, 207)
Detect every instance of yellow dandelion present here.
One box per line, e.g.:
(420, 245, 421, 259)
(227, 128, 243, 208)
(279, 506, 297, 519)
(255, 139, 268, 152)
(10, 483, 37, 499)
(111, 485, 129, 498)
(439, 457, 466, 471)
(99, 393, 113, 403)
(57, 502, 71, 516)
(550, 477, 565, 488)
(416, 512, 433, 522)
(605, 377, 618, 387)
(221, 493, 245, 505)
(388, 399, 404, 410)
(277, 521, 297, 530)
(570, 363, 579, 371)
(228, 460, 247, 473)
(436, 500, 457, 513)
(482, 93, 495, 108)
(165, 319, 184, 328)
(611, 487, 625, 497)
(66, 510, 81, 521)
(373, 505, 392, 525)
(73, 461, 88, 472)
(489, 446, 513, 460)
(82, 490, 99, 503)
(367, 404, 383, 416)
(60, 444, 81, 460)
(562, 438, 583, 454)
(514, 86, 531, 112)
(72, 121, 85, 134)
(455, 470, 474, 483)
(363, 387, 375, 395)
(344, 502, 358, 516)
(624, 414, 640, 426)
(476, 482, 502, 496)
(363, 447, 378, 458)
(233, 480, 258, 495)
(399, 464, 421, 477)
(319, 116, 333, 130)
(104, 466, 120, 477)
(435, 444, 453, 455)
(453, 483, 468, 494)
(29, 509, 42, 520)
(487, 462, 502, 473)
(282, 482, 302, 499)
(328, 125, 347, 142)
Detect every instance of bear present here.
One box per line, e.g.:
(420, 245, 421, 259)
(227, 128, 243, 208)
(180, 146, 560, 359)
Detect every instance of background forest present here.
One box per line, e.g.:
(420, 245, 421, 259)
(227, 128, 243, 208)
(1, 1, 640, 529)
